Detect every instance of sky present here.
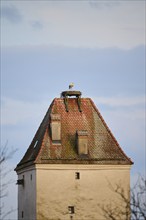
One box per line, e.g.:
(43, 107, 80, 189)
(0, 0, 145, 219)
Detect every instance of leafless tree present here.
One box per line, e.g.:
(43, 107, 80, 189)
(131, 175, 146, 220)
(0, 142, 17, 219)
(98, 175, 146, 220)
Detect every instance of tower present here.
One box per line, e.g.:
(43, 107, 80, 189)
(15, 90, 133, 220)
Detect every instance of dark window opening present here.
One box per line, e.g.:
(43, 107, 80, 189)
(75, 172, 80, 179)
(22, 211, 24, 218)
(31, 174, 32, 180)
(68, 206, 75, 214)
(34, 140, 38, 148)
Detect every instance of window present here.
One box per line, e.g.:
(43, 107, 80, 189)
(22, 211, 24, 218)
(30, 174, 32, 180)
(75, 172, 80, 179)
(34, 140, 38, 148)
(68, 206, 75, 214)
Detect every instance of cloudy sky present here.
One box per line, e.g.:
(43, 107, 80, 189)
(1, 1, 145, 219)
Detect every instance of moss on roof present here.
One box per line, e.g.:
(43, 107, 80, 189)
(15, 96, 133, 171)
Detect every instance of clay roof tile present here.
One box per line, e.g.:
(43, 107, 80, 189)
(15, 93, 133, 171)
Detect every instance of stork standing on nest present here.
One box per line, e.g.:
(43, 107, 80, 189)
(69, 83, 74, 90)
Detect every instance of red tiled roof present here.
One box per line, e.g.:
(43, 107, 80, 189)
(15, 95, 133, 170)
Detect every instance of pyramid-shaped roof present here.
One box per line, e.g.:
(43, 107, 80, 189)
(15, 91, 133, 171)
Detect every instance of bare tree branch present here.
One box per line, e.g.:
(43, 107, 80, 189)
(97, 175, 146, 220)
(0, 142, 17, 219)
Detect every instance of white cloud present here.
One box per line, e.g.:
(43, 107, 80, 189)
(93, 96, 145, 108)
(1, 1, 145, 49)
(1, 97, 49, 126)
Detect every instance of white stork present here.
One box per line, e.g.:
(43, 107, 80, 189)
(69, 83, 74, 90)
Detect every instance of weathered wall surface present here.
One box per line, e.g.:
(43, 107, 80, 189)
(36, 164, 131, 220)
(17, 167, 36, 220)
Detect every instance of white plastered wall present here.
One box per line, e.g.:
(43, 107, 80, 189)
(17, 166, 36, 220)
(36, 164, 131, 220)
